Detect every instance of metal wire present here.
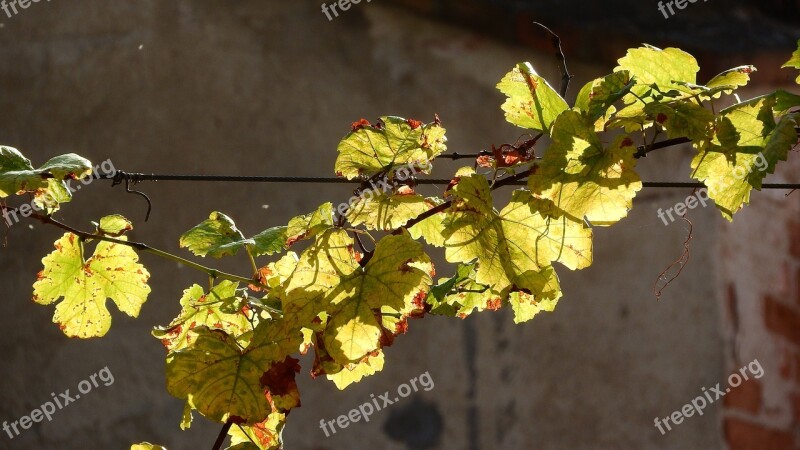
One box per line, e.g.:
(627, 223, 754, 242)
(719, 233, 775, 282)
(96, 172, 800, 190)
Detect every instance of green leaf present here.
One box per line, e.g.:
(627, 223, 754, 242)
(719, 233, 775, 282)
(179, 212, 250, 258)
(98, 215, 133, 237)
(166, 320, 303, 424)
(227, 413, 285, 450)
(775, 90, 800, 115)
(33, 233, 151, 338)
(691, 97, 797, 220)
(644, 101, 715, 141)
(427, 263, 500, 318)
(574, 70, 634, 124)
(180, 212, 287, 259)
(251, 227, 288, 257)
(0, 147, 92, 199)
(497, 62, 569, 133)
(782, 39, 800, 84)
(346, 189, 428, 230)
(153, 281, 252, 352)
(529, 110, 643, 225)
(39, 154, 94, 180)
(334, 117, 446, 180)
(286, 203, 334, 246)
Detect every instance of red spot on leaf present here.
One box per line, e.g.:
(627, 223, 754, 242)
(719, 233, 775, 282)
(486, 297, 502, 311)
(396, 185, 415, 196)
(395, 318, 409, 335)
(406, 119, 423, 130)
(351, 119, 371, 132)
(476, 155, 494, 168)
(261, 356, 301, 397)
(656, 113, 668, 125)
(621, 137, 635, 148)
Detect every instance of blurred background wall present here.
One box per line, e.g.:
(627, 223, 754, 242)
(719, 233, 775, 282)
(0, 1, 797, 449)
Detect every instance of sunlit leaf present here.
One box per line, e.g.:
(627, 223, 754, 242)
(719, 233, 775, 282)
(166, 319, 303, 424)
(320, 234, 431, 365)
(227, 413, 285, 450)
(0, 147, 91, 203)
(153, 281, 252, 352)
(335, 116, 446, 180)
(497, 62, 568, 133)
(33, 233, 151, 338)
(691, 97, 797, 220)
(782, 39, 800, 84)
(529, 110, 642, 225)
(98, 215, 133, 237)
(346, 189, 428, 230)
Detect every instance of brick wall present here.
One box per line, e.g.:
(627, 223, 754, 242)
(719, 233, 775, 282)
(719, 144, 800, 449)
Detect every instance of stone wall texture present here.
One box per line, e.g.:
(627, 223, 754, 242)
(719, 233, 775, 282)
(0, 1, 797, 449)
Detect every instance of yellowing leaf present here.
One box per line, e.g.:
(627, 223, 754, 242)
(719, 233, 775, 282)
(408, 197, 447, 247)
(782, 39, 800, 84)
(574, 70, 634, 124)
(610, 46, 701, 132)
(644, 101, 715, 141)
(691, 98, 797, 220)
(98, 215, 133, 237)
(319, 235, 432, 365)
(529, 110, 642, 226)
(335, 117, 446, 180)
(327, 350, 385, 390)
(283, 229, 359, 293)
(705, 66, 756, 96)
(166, 320, 303, 424)
(286, 203, 334, 246)
(443, 174, 583, 298)
(616, 45, 698, 87)
(346, 190, 428, 231)
(497, 62, 568, 133)
(509, 286, 560, 324)
(152, 281, 252, 352)
(227, 412, 285, 450)
(131, 444, 167, 450)
(33, 233, 151, 338)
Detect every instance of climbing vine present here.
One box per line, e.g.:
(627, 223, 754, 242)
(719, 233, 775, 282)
(2, 37, 800, 449)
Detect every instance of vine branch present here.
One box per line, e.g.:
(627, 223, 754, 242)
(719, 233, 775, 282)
(212, 420, 233, 450)
(1, 205, 262, 288)
(533, 22, 573, 97)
